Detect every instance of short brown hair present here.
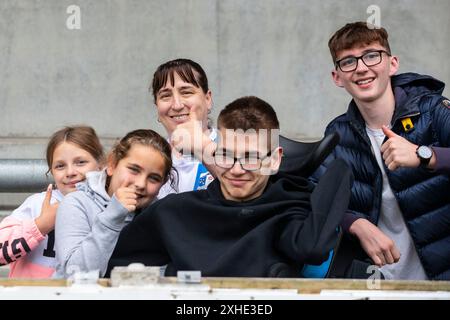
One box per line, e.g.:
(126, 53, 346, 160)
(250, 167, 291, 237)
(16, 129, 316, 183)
(328, 21, 391, 63)
(109, 129, 174, 184)
(151, 58, 209, 103)
(218, 96, 279, 131)
(46, 126, 104, 174)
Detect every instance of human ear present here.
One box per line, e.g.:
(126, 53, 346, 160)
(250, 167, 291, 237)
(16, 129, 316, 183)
(389, 55, 399, 76)
(331, 69, 345, 88)
(205, 90, 213, 111)
(269, 147, 283, 173)
(106, 155, 116, 177)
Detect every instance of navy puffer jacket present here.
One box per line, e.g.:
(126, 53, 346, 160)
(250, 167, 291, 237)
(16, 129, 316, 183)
(313, 73, 450, 280)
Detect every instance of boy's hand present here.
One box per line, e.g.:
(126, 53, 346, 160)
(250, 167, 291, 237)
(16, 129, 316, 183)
(115, 179, 137, 212)
(380, 125, 421, 170)
(349, 218, 401, 267)
(35, 184, 59, 235)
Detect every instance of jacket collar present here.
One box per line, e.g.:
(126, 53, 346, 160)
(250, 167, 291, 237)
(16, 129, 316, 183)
(346, 72, 445, 127)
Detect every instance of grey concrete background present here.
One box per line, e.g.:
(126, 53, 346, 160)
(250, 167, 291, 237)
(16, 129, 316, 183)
(1, 0, 449, 149)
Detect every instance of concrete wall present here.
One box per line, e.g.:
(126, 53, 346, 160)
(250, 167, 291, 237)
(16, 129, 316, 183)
(1, 0, 449, 153)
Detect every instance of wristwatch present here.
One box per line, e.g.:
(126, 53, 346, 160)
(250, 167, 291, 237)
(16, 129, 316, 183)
(416, 145, 433, 168)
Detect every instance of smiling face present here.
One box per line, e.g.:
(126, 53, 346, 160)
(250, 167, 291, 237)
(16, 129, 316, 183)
(331, 42, 399, 105)
(106, 144, 167, 210)
(215, 129, 282, 202)
(155, 72, 212, 135)
(51, 142, 102, 195)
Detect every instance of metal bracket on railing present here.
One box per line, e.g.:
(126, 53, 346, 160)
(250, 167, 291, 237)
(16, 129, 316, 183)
(0, 159, 52, 193)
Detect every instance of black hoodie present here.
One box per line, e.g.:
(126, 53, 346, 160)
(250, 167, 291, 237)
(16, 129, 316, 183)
(108, 159, 352, 278)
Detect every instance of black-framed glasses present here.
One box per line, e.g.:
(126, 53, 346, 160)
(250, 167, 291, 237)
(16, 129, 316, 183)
(335, 50, 391, 72)
(213, 150, 272, 171)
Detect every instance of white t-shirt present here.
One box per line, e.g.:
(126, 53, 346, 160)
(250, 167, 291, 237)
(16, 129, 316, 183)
(157, 129, 216, 199)
(366, 126, 428, 280)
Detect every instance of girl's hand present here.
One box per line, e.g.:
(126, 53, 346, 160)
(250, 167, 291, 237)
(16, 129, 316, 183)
(35, 184, 59, 235)
(114, 179, 137, 212)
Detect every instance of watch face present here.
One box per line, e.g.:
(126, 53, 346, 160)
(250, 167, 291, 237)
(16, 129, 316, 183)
(417, 146, 433, 159)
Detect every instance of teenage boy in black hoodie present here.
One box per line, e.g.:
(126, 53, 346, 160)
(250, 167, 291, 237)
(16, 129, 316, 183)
(108, 96, 352, 277)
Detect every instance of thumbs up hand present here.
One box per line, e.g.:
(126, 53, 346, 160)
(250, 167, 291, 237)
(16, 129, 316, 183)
(114, 179, 137, 212)
(380, 125, 420, 170)
(171, 103, 210, 159)
(35, 184, 60, 235)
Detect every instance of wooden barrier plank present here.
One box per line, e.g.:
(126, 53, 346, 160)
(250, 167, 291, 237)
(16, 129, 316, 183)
(157, 277, 450, 294)
(2, 277, 450, 294)
(0, 279, 68, 287)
